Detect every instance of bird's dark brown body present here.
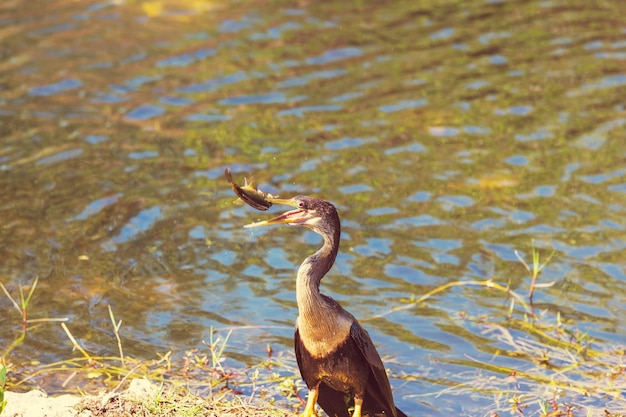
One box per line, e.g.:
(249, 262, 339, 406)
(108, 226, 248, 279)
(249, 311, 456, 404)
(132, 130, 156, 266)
(245, 195, 407, 417)
(296, 321, 407, 417)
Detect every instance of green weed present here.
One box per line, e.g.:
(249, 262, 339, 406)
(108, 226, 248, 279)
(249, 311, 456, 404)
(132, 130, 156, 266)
(0, 360, 6, 415)
(0, 278, 68, 358)
(514, 239, 556, 302)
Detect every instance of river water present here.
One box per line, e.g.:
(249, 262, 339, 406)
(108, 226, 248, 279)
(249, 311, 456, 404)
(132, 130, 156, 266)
(1, 0, 624, 415)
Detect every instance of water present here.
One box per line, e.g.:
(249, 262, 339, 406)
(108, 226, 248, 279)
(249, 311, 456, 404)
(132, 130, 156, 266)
(1, 0, 624, 415)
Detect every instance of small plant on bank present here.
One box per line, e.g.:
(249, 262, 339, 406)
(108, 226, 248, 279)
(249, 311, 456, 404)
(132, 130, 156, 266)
(0, 360, 7, 415)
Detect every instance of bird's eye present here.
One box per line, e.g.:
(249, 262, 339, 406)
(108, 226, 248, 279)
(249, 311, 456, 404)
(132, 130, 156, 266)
(297, 201, 305, 209)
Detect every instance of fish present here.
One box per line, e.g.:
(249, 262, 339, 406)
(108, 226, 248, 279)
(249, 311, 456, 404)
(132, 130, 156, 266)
(224, 168, 273, 211)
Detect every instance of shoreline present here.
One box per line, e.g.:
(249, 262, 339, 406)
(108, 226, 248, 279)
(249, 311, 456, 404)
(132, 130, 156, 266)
(2, 379, 293, 417)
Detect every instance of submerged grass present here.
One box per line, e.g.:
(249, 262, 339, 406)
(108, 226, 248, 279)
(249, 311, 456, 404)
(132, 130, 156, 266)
(442, 318, 625, 417)
(1, 241, 625, 416)
(390, 242, 626, 417)
(0, 277, 69, 360)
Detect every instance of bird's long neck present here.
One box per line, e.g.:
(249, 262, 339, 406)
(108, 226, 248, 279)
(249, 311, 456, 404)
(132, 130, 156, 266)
(296, 224, 341, 321)
(295, 214, 353, 357)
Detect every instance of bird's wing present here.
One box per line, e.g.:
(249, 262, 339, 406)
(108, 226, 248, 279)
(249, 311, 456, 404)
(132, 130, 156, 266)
(350, 322, 401, 417)
(294, 326, 307, 384)
(295, 326, 352, 417)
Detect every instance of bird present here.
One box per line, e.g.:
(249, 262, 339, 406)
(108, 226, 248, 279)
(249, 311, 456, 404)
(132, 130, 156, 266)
(245, 195, 407, 417)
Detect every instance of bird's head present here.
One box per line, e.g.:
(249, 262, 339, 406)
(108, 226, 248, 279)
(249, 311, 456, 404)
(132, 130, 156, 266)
(244, 195, 340, 237)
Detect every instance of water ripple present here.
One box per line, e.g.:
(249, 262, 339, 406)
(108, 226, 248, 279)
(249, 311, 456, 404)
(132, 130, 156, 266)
(277, 69, 348, 88)
(515, 129, 553, 142)
(567, 74, 626, 96)
(125, 75, 162, 88)
(160, 96, 194, 106)
(219, 92, 286, 105)
(379, 99, 427, 113)
(393, 215, 446, 228)
(324, 136, 376, 150)
(478, 31, 510, 44)
(489, 55, 508, 64)
(186, 113, 230, 122)
(91, 92, 127, 103)
(156, 48, 216, 68)
(430, 28, 455, 40)
(428, 126, 459, 136)
(278, 104, 341, 117)
(250, 22, 301, 40)
(407, 191, 432, 202)
(436, 195, 475, 208)
(70, 194, 121, 222)
(36, 148, 83, 165)
(306, 47, 362, 65)
(505, 155, 529, 166)
(464, 125, 491, 135)
(219, 17, 257, 33)
(84, 135, 109, 144)
(124, 104, 165, 121)
(129, 151, 158, 159)
(338, 184, 373, 194)
(384, 142, 426, 155)
(29, 78, 82, 96)
(178, 71, 247, 93)
(575, 117, 626, 150)
(494, 105, 533, 116)
(111, 206, 162, 244)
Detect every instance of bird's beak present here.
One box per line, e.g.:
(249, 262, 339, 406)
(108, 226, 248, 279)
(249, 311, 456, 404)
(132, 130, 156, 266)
(244, 198, 309, 228)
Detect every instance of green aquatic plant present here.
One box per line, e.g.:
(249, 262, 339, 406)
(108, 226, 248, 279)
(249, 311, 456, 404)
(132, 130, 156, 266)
(0, 278, 68, 358)
(0, 360, 6, 415)
(1, 277, 42, 333)
(108, 305, 125, 368)
(514, 239, 556, 302)
(206, 326, 233, 374)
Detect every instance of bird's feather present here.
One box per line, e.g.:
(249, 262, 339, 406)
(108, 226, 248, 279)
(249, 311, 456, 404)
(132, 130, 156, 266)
(350, 323, 406, 417)
(295, 323, 407, 417)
